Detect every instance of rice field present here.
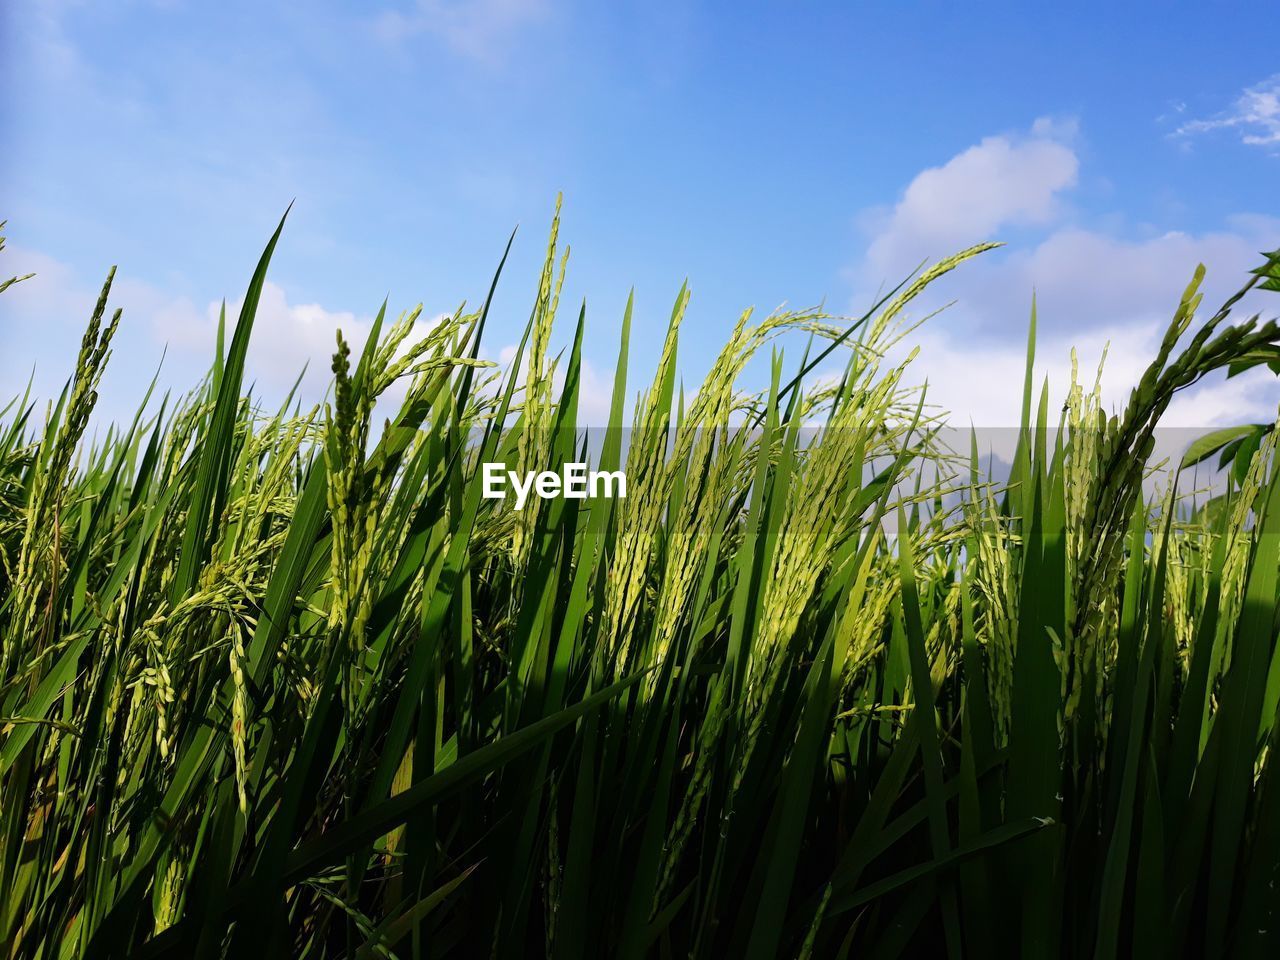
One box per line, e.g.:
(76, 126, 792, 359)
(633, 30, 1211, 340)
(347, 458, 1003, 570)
(3, 208, 1280, 959)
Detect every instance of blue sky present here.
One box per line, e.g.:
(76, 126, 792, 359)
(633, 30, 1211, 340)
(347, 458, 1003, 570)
(3, 1, 1278, 428)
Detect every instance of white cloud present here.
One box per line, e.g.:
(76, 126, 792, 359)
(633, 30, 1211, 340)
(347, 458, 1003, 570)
(0, 244, 393, 420)
(1164, 369, 1279, 427)
(180, 288, 465, 419)
(1177, 74, 1280, 149)
(948, 217, 1280, 338)
(0, 244, 112, 396)
(847, 317, 1280, 487)
(174, 281, 374, 396)
(848, 120, 1280, 440)
(901, 322, 1151, 431)
(862, 117, 1079, 280)
(373, 0, 549, 61)
(0, 244, 85, 320)
(477, 341, 616, 426)
(573, 357, 615, 426)
(888, 319, 1279, 432)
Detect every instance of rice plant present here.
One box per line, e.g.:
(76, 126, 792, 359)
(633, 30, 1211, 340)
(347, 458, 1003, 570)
(2, 207, 1280, 959)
